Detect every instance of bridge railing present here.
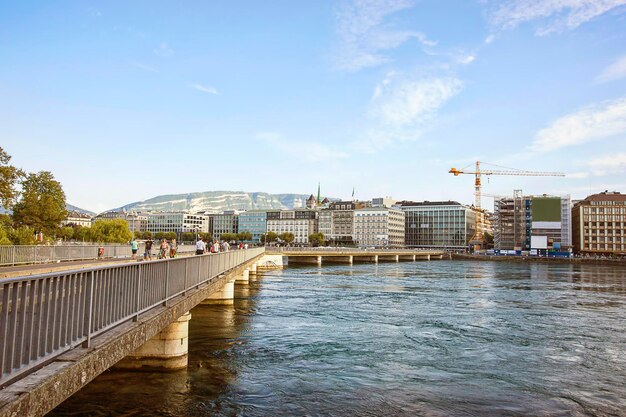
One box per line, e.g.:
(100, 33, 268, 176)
(0, 247, 264, 386)
(269, 247, 443, 253)
(0, 244, 198, 267)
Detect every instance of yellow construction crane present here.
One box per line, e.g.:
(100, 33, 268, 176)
(449, 161, 565, 248)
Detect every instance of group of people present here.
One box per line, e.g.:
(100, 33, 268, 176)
(130, 238, 178, 260)
(195, 237, 249, 255)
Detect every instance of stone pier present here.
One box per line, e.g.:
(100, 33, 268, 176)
(201, 278, 236, 305)
(322, 255, 353, 265)
(288, 255, 322, 266)
(114, 311, 192, 371)
(236, 268, 250, 285)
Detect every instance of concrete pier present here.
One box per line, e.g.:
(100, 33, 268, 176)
(201, 278, 236, 305)
(289, 255, 322, 266)
(353, 255, 378, 263)
(378, 254, 399, 262)
(323, 255, 353, 265)
(236, 268, 250, 285)
(249, 262, 258, 275)
(114, 311, 192, 371)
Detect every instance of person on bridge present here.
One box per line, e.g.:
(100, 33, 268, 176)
(130, 238, 139, 259)
(195, 237, 206, 255)
(144, 239, 153, 260)
(159, 238, 169, 259)
(169, 238, 178, 258)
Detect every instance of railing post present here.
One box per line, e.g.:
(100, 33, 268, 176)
(163, 261, 170, 306)
(32, 246, 36, 264)
(11, 246, 15, 266)
(82, 270, 95, 348)
(134, 264, 142, 322)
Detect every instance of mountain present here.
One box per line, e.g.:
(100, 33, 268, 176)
(66, 204, 96, 216)
(115, 191, 324, 213)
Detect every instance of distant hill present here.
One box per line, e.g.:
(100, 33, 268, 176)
(67, 204, 96, 216)
(114, 191, 330, 213)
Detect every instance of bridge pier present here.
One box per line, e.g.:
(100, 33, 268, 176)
(114, 311, 192, 371)
(353, 255, 378, 263)
(322, 255, 353, 265)
(258, 254, 284, 270)
(399, 254, 416, 262)
(235, 268, 250, 285)
(201, 278, 236, 305)
(250, 262, 258, 275)
(416, 254, 431, 261)
(378, 255, 399, 262)
(288, 255, 322, 266)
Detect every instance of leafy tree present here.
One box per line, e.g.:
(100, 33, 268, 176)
(143, 231, 153, 240)
(12, 171, 67, 237)
(0, 147, 24, 210)
(483, 232, 494, 249)
(73, 225, 90, 242)
(0, 214, 12, 230)
(261, 232, 278, 244)
(180, 232, 195, 241)
(0, 226, 11, 245)
(59, 226, 74, 241)
(237, 231, 252, 242)
(133, 230, 143, 239)
(155, 232, 167, 240)
(221, 233, 238, 242)
(165, 232, 177, 240)
(89, 219, 132, 243)
(199, 232, 212, 241)
(10, 226, 36, 245)
(308, 232, 325, 247)
(279, 232, 295, 245)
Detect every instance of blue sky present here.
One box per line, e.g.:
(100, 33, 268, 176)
(2, 0, 626, 213)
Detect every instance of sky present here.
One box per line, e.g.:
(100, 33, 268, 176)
(2, 0, 626, 214)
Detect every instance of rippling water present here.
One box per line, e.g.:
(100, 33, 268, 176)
(50, 260, 626, 416)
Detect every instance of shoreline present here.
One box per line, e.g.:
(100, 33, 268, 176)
(451, 253, 626, 266)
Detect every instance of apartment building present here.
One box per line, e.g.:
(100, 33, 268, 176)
(211, 211, 239, 240)
(147, 212, 210, 235)
(353, 207, 405, 247)
(266, 209, 318, 245)
(572, 191, 626, 255)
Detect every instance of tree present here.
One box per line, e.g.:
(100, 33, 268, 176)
(0, 147, 24, 210)
(165, 232, 177, 240)
(237, 231, 252, 242)
(143, 231, 153, 240)
(89, 219, 132, 243)
(199, 232, 212, 242)
(483, 232, 494, 249)
(221, 233, 237, 242)
(308, 232, 324, 247)
(73, 225, 90, 242)
(12, 171, 67, 237)
(10, 226, 36, 245)
(155, 232, 167, 240)
(180, 232, 195, 242)
(0, 226, 11, 245)
(279, 232, 295, 245)
(59, 226, 74, 241)
(261, 232, 278, 244)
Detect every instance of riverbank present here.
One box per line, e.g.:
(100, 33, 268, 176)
(452, 253, 626, 266)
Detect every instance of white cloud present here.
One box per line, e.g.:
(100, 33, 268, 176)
(191, 84, 218, 95)
(484, 34, 496, 44)
(490, 0, 626, 35)
(154, 43, 174, 57)
(257, 132, 349, 162)
(587, 152, 626, 176)
(596, 55, 626, 83)
(334, 0, 436, 72)
(530, 97, 626, 152)
(458, 54, 476, 65)
(370, 76, 463, 127)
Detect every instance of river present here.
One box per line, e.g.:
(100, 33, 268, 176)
(49, 260, 626, 416)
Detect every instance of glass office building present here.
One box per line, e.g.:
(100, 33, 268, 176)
(238, 210, 267, 243)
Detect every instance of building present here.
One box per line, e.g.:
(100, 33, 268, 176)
(398, 201, 477, 251)
(372, 197, 397, 208)
(318, 201, 370, 245)
(94, 210, 147, 233)
(353, 207, 405, 247)
(572, 191, 626, 255)
(62, 211, 92, 228)
(493, 192, 571, 251)
(266, 209, 318, 245)
(147, 212, 210, 235)
(238, 210, 267, 243)
(211, 211, 239, 240)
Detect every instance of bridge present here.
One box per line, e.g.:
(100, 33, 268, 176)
(264, 247, 449, 266)
(0, 247, 448, 416)
(0, 248, 264, 417)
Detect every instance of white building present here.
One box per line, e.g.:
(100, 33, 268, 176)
(353, 207, 405, 247)
(147, 212, 210, 235)
(62, 211, 92, 228)
(266, 209, 318, 245)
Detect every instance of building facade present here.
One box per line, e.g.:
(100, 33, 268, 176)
(398, 201, 477, 250)
(147, 212, 210, 235)
(62, 211, 93, 228)
(211, 211, 239, 240)
(238, 210, 267, 243)
(94, 210, 147, 233)
(318, 201, 370, 245)
(494, 192, 571, 251)
(266, 209, 318, 245)
(572, 191, 626, 255)
(353, 207, 405, 247)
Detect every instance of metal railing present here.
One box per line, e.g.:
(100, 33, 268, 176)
(0, 247, 264, 386)
(270, 247, 444, 253)
(0, 244, 198, 267)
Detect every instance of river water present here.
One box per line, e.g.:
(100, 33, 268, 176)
(50, 260, 626, 416)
